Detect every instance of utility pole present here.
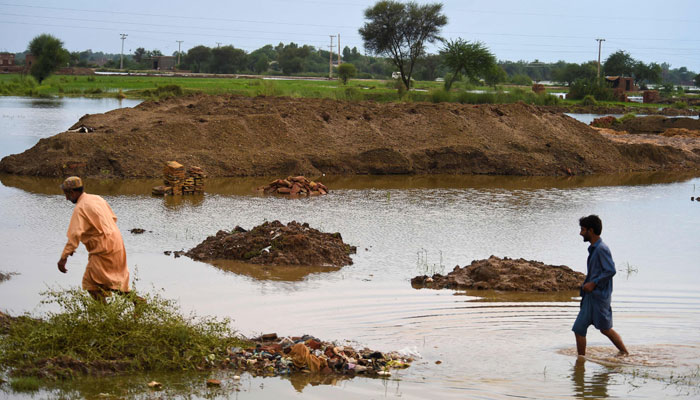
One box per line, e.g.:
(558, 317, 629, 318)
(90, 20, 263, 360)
(337, 33, 341, 66)
(176, 40, 184, 66)
(119, 33, 128, 70)
(596, 38, 605, 79)
(328, 35, 335, 79)
(216, 42, 222, 48)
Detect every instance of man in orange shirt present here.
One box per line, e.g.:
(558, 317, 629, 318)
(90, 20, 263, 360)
(58, 176, 130, 301)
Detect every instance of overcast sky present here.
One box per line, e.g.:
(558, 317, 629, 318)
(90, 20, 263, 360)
(1, 0, 698, 72)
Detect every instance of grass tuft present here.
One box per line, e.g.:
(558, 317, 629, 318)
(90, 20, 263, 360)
(9, 376, 41, 392)
(0, 288, 248, 380)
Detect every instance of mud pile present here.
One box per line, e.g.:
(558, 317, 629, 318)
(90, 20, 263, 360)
(2, 94, 699, 178)
(0, 271, 15, 283)
(603, 116, 700, 135)
(186, 220, 356, 267)
(226, 333, 411, 378)
(411, 256, 585, 292)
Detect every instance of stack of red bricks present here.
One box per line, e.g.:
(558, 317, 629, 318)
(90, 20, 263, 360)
(152, 161, 206, 196)
(257, 176, 328, 196)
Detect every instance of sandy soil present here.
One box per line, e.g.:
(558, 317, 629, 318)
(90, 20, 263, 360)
(1, 94, 699, 178)
(411, 256, 585, 292)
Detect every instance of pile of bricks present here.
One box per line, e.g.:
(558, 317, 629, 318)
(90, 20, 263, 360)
(257, 176, 328, 196)
(152, 161, 206, 196)
(186, 166, 206, 194)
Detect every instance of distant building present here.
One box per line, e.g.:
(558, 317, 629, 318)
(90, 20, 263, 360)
(150, 56, 176, 71)
(605, 76, 637, 92)
(0, 53, 15, 66)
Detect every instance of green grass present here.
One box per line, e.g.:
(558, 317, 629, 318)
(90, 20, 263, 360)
(0, 288, 249, 380)
(9, 376, 41, 392)
(1, 73, 694, 110)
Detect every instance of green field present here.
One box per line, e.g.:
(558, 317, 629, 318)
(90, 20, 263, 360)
(1, 73, 695, 110)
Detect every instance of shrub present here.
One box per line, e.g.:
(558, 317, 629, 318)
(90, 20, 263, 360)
(429, 88, 452, 103)
(0, 288, 248, 379)
(581, 95, 598, 106)
(618, 113, 636, 123)
(510, 74, 532, 86)
(337, 63, 357, 85)
(673, 101, 688, 109)
(568, 78, 614, 101)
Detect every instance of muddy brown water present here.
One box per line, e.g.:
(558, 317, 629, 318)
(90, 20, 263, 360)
(1, 97, 699, 399)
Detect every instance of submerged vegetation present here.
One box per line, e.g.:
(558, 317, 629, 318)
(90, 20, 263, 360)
(0, 288, 248, 380)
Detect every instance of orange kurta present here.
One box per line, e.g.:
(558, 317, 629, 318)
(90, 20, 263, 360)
(61, 193, 129, 292)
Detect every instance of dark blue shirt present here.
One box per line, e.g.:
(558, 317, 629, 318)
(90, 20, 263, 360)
(583, 239, 616, 300)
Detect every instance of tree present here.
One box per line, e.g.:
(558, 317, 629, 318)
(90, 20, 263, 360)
(133, 47, 146, 63)
(359, 1, 447, 90)
(552, 62, 597, 86)
(603, 50, 635, 77)
(27, 34, 69, 83)
(440, 39, 496, 90)
(338, 63, 357, 84)
(277, 43, 310, 75)
(484, 64, 507, 87)
(210, 46, 247, 74)
(633, 62, 662, 86)
(695, 74, 700, 87)
(184, 45, 211, 73)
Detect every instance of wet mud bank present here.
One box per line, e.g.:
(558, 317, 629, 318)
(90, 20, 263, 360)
(186, 220, 357, 267)
(1, 94, 699, 178)
(411, 256, 585, 291)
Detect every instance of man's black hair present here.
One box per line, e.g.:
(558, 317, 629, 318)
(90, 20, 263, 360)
(65, 187, 84, 194)
(579, 214, 602, 235)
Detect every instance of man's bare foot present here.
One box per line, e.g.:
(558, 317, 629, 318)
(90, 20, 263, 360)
(616, 351, 629, 357)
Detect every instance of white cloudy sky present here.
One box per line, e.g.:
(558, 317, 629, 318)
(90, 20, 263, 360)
(0, 0, 698, 71)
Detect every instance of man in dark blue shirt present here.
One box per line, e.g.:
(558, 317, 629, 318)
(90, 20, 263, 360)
(572, 215, 629, 356)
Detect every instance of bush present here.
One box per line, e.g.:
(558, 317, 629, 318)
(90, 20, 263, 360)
(510, 74, 532, 86)
(0, 288, 247, 379)
(429, 88, 452, 103)
(581, 95, 597, 106)
(568, 78, 614, 101)
(141, 84, 185, 99)
(337, 63, 357, 85)
(618, 113, 636, 123)
(673, 101, 688, 109)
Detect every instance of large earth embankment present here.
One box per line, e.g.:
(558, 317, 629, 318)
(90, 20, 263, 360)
(1, 94, 698, 178)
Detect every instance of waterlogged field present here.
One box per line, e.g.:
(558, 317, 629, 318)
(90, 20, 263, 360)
(0, 97, 699, 399)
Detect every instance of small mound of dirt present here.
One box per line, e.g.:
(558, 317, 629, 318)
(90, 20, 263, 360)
(661, 128, 700, 138)
(129, 228, 147, 234)
(411, 255, 585, 292)
(186, 220, 356, 267)
(607, 115, 700, 135)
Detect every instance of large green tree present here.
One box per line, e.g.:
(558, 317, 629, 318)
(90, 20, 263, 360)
(184, 45, 212, 73)
(440, 38, 496, 90)
(210, 46, 247, 74)
(27, 34, 69, 83)
(359, 0, 447, 90)
(552, 61, 597, 86)
(603, 50, 635, 77)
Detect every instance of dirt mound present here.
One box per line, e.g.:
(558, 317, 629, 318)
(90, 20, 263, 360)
(0, 271, 16, 283)
(661, 128, 700, 138)
(411, 256, 585, 292)
(2, 94, 699, 178)
(186, 220, 356, 267)
(606, 116, 700, 135)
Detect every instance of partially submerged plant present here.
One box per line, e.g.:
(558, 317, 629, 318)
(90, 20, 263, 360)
(416, 249, 444, 276)
(0, 288, 248, 379)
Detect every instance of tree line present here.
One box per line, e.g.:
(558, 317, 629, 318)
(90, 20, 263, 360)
(15, 0, 700, 91)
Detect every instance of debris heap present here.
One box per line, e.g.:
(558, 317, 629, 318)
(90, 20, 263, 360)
(257, 176, 328, 197)
(186, 220, 356, 267)
(152, 161, 206, 196)
(411, 255, 585, 292)
(224, 333, 412, 378)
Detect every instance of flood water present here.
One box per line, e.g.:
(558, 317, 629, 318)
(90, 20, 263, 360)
(1, 97, 700, 399)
